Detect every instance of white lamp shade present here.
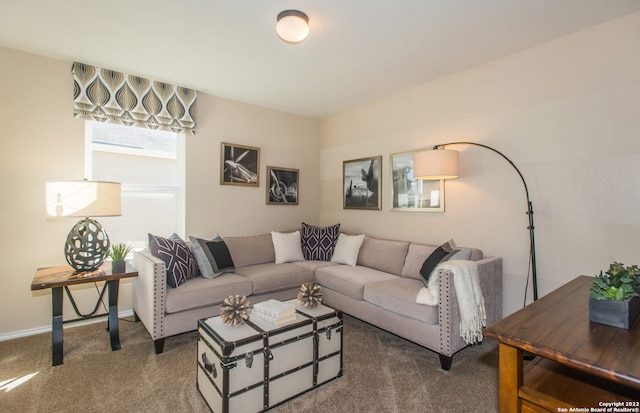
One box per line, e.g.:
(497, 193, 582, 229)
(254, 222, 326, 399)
(46, 180, 121, 217)
(413, 149, 460, 180)
(276, 10, 309, 44)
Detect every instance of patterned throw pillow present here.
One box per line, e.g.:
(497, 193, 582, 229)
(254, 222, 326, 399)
(301, 222, 340, 261)
(189, 235, 235, 279)
(148, 233, 200, 288)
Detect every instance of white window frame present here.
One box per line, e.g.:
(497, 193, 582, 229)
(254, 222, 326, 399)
(84, 121, 186, 239)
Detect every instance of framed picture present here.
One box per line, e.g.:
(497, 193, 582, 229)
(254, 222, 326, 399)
(390, 150, 444, 212)
(220, 142, 260, 186)
(343, 156, 382, 210)
(266, 166, 299, 205)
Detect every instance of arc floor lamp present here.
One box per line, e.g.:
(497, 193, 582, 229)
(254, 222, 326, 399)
(413, 142, 538, 302)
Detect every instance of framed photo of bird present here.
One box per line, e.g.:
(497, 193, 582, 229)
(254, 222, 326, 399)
(343, 156, 382, 210)
(220, 142, 260, 187)
(266, 166, 299, 205)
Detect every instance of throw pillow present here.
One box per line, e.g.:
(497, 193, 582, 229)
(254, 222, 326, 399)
(449, 248, 472, 260)
(166, 233, 201, 281)
(189, 235, 235, 279)
(271, 231, 305, 264)
(148, 233, 200, 288)
(419, 239, 460, 285)
(330, 233, 365, 266)
(301, 222, 340, 261)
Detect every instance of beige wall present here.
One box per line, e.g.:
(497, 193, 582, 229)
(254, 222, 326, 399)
(186, 96, 321, 237)
(0, 47, 320, 336)
(319, 12, 640, 316)
(2, 11, 639, 336)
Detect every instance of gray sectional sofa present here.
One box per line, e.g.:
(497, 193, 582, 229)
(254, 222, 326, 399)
(132, 231, 502, 370)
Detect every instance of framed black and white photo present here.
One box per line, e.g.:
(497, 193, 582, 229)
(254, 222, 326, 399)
(266, 166, 299, 205)
(220, 142, 260, 187)
(390, 150, 444, 212)
(343, 156, 382, 210)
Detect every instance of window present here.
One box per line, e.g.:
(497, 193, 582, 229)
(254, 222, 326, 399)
(85, 121, 185, 251)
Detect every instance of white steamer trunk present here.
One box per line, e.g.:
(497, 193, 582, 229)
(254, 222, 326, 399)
(197, 301, 343, 412)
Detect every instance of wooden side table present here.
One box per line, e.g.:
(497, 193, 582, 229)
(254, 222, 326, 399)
(483, 276, 640, 412)
(31, 262, 138, 366)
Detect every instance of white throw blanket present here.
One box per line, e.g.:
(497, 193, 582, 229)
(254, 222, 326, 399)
(416, 260, 486, 345)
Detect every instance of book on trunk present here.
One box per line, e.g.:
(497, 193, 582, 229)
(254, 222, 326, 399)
(252, 299, 295, 319)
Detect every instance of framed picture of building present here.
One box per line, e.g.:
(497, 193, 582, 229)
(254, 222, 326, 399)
(266, 166, 299, 205)
(220, 142, 260, 186)
(343, 156, 382, 210)
(390, 149, 444, 212)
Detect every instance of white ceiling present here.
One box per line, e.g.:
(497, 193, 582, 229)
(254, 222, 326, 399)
(1, 1, 639, 119)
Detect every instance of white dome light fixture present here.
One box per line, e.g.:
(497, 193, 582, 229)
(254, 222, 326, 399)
(276, 10, 309, 44)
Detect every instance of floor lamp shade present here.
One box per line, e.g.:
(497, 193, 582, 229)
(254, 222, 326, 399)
(46, 181, 121, 272)
(413, 149, 460, 180)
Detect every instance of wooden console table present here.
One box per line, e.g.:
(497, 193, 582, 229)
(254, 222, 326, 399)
(31, 262, 137, 366)
(484, 276, 640, 412)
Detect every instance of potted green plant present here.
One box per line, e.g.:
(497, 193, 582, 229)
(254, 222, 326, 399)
(589, 261, 640, 329)
(109, 243, 132, 274)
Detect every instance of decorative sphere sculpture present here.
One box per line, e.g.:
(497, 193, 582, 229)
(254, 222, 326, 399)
(298, 282, 323, 308)
(220, 295, 251, 327)
(64, 218, 110, 272)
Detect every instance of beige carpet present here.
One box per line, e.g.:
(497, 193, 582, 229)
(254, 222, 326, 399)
(0, 315, 498, 412)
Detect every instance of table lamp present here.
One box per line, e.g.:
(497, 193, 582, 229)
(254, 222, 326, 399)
(46, 180, 121, 272)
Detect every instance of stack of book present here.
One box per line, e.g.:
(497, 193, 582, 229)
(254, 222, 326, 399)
(252, 299, 296, 325)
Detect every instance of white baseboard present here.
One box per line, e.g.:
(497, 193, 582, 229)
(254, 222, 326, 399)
(0, 309, 135, 342)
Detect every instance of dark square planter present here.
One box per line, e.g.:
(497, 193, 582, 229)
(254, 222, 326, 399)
(589, 295, 640, 329)
(112, 261, 126, 274)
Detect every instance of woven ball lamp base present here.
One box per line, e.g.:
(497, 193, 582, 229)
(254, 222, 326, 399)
(64, 217, 110, 272)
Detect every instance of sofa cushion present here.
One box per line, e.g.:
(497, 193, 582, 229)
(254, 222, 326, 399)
(364, 278, 438, 325)
(314, 265, 398, 301)
(330, 233, 364, 266)
(301, 222, 340, 261)
(148, 233, 200, 288)
(271, 231, 304, 263)
(401, 243, 438, 280)
(189, 235, 235, 279)
(224, 234, 275, 268)
(232, 263, 313, 294)
(165, 273, 252, 314)
(357, 236, 410, 276)
(294, 260, 340, 272)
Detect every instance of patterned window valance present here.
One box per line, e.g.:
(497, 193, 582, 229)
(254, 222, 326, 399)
(72, 62, 197, 135)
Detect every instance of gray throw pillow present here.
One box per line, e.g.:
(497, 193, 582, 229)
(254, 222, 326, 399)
(419, 239, 460, 285)
(189, 235, 235, 279)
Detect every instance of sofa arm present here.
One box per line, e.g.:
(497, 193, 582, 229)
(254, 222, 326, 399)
(437, 256, 503, 361)
(133, 250, 167, 342)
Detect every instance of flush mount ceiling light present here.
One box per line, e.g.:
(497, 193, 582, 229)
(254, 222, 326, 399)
(276, 9, 309, 44)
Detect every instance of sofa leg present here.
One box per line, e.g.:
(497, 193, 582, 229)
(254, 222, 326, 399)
(439, 354, 453, 370)
(133, 311, 140, 322)
(154, 339, 165, 354)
